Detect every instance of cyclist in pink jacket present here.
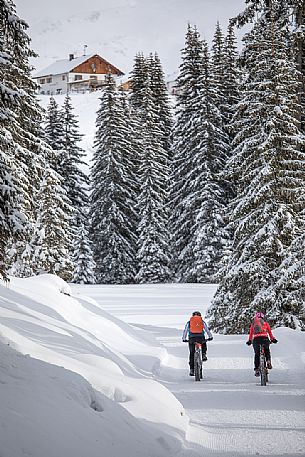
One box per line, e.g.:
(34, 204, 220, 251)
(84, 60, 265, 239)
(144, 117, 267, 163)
(246, 312, 278, 376)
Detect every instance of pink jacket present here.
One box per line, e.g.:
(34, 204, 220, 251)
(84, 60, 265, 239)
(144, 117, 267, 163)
(249, 321, 274, 341)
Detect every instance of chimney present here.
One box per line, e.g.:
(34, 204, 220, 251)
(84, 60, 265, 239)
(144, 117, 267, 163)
(69, 54, 74, 61)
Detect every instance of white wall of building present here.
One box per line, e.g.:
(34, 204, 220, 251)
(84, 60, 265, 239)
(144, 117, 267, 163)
(35, 72, 122, 94)
(67, 73, 108, 83)
(36, 73, 68, 95)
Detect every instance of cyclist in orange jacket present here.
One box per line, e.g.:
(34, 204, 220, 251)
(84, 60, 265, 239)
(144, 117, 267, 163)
(182, 311, 213, 376)
(246, 312, 278, 376)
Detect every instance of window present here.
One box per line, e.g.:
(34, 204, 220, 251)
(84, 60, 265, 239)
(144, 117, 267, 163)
(62, 75, 66, 81)
(40, 78, 45, 84)
(46, 77, 52, 83)
(74, 75, 82, 81)
(56, 89, 62, 94)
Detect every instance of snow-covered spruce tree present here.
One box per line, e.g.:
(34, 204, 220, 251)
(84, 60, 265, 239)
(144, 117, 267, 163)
(294, 1, 305, 140)
(128, 52, 172, 282)
(0, 0, 48, 278)
(170, 24, 205, 282)
(263, 229, 305, 330)
(0, 135, 24, 279)
(90, 76, 137, 284)
(117, 88, 141, 235)
(147, 52, 173, 155)
(0, 2, 25, 279)
(214, 22, 241, 269)
(130, 52, 149, 111)
(72, 222, 96, 284)
(211, 22, 226, 115)
(234, 0, 303, 26)
(207, 9, 305, 333)
(3, 1, 44, 204)
(223, 22, 241, 138)
(44, 97, 64, 171)
(234, 0, 304, 137)
(34, 165, 74, 281)
(135, 80, 171, 283)
(189, 40, 231, 283)
(60, 94, 89, 224)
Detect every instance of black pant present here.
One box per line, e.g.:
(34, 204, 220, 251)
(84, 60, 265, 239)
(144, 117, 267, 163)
(189, 335, 207, 369)
(253, 337, 271, 369)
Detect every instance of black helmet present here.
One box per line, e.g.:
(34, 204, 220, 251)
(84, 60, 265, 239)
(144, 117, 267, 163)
(192, 311, 201, 316)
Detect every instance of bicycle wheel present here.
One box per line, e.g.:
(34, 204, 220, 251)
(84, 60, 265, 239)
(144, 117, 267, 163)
(260, 354, 267, 386)
(195, 361, 201, 381)
(260, 368, 267, 386)
(194, 350, 201, 381)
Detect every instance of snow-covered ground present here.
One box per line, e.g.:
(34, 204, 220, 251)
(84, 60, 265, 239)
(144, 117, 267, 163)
(0, 276, 304, 456)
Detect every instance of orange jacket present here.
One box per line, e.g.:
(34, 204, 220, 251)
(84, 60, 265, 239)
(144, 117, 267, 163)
(249, 321, 274, 341)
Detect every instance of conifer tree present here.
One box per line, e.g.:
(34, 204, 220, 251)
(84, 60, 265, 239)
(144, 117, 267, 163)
(34, 166, 74, 280)
(0, 137, 23, 279)
(135, 82, 171, 283)
(294, 1, 305, 143)
(211, 22, 226, 115)
(234, 0, 304, 136)
(263, 230, 305, 330)
(90, 76, 137, 284)
(118, 88, 141, 233)
(128, 51, 172, 282)
(170, 24, 204, 282)
(148, 52, 173, 155)
(0, 0, 47, 278)
(223, 23, 240, 136)
(60, 94, 89, 224)
(208, 10, 305, 333)
(72, 223, 96, 284)
(130, 52, 148, 112)
(190, 41, 231, 282)
(44, 97, 64, 171)
(0, 0, 24, 278)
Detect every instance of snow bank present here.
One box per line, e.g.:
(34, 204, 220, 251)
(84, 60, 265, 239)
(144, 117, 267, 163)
(0, 341, 182, 457)
(0, 275, 188, 457)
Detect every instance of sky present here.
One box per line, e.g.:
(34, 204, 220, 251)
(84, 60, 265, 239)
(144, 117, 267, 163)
(14, 0, 247, 76)
(1, 274, 304, 456)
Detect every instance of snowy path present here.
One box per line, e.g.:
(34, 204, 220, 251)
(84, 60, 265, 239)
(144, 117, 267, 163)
(75, 284, 305, 457)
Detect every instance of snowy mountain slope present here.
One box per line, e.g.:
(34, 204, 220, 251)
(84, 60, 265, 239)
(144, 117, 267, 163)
(15, 0, 247, 76)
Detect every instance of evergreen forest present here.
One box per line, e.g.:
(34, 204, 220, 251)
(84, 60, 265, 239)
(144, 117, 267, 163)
(1, 0, 304, 332)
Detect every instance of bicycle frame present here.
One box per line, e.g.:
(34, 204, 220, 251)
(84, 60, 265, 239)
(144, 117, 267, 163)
(194, 342, 203, 381)
(259, 344, 269, 386)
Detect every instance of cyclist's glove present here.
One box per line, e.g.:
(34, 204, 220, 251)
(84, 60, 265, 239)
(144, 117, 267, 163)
(271, 338, 278, 344)
(207, 337, 213, 341)
(246, 340, 252, 346)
